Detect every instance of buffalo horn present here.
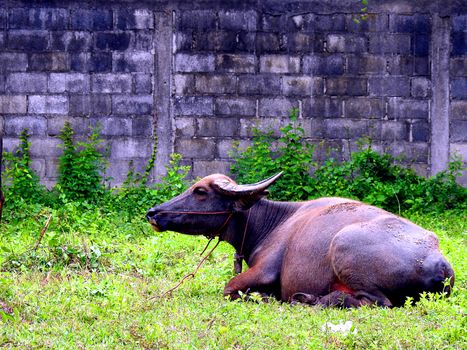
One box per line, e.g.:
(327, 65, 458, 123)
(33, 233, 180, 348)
(213, 172, 283, 197)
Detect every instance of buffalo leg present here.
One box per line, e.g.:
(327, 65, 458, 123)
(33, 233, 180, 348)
(224, 265, 278, 300)
(291, 290, 392, 308)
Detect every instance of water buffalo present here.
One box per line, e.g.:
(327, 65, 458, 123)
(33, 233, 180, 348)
(146, 173, 454, 307)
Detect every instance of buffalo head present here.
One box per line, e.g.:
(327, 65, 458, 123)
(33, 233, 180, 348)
(146, 173, 282, 236)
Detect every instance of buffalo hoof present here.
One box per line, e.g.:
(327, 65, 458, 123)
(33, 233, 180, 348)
(290, 292, 318, 305)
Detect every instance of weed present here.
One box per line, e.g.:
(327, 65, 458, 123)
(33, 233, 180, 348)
(56, 122, 108, 204)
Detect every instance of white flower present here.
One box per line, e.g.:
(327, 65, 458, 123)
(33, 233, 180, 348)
(321, 321, 357, 336)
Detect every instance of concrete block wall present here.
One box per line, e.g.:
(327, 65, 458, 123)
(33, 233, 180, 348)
(1, 0, 466, 186)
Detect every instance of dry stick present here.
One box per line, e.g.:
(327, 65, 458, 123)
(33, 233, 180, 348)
(34, 214, 52, 251)
(148, 238, 221, 300)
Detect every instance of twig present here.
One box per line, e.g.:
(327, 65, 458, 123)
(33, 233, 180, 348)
(148, 238, 221, 300)
(34, 214, 52, 251)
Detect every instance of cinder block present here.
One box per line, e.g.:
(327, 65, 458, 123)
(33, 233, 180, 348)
(193, 160, 231, 178)
(95, 32, 132, 51)
(132, 116, 153, 137)
(286, 32, 322, 53)
(411, 77, 431, 98)
(113, 51, 154, 73)
(389, 14, 431, 33)
(31, 158, 46, 179)
(218, 139, 251, 158)
(112, 95, 153, 115)
(323, 119, 377, 140)
(29, 95, 69, 114)
(301, 14, 346, 32)
(135, 31, 154, 51)
(219, 10, 257, 31)
(411, 120, 429, 142)
(345, 98, 385, 119)
(70, 9, 112, 30)
(259, 97, 299, 117)
(29, 53, 68, 72)
(216, 54, 256, 73)
(6, 73, 47, 93)
(175, 138, 216, 159)
(451, 31, 467, 56)
(452, 77, 467, 99)
(0, 53, 28, 72)
(388, 55, 413, 75)
(9, 8, 68, 30)
(92, 74, 132, 93)
(238, 75, 281, 95)
(302, 54, 344, 75)
(173, 74, 195, 95)
(450, 58, 467, 76)
(0, 9, 6, 29)
(347, 55, 386, 75)
(346, 13, 389, 32)
(116, 9, 154, 29)
(451, 101, 467, 120)
(90, 117, 132, 136)
(327, 34, 367, 53)
(413, 34, 430, 57)
(387, 141, 428, 163)
(261, 14, 287, 32)
(48, 73, 90, 93)
(179, 10, 216, 31)
(369, 77, 410, 97)
(134, 74, 152, 94)
(326, 77, 367, 96)
(47, 116, 90, 136)
(282, 76, 323, 96)
(175, 53, 215, 73)
(7, 30, 49, 51)
(302, 97, 341, 118)
(69, 94, 111, 116)
(110, 138, 152, 159)
(2, 137, 20, 152)
(50, 31, 92, 52)
(4, 116, 47, 136)
(381, 121, 409, 141)
(388, 98, 429, 119)
(452, 15, 467, 31)
(215, 97, 256, 116)
(89, 52, 112, 72)
(369, 34, 411, 54)
(28, 137, 63, 157)
(196, 117, 239, 137)
(260, 55, 300, 73)
(174, 117, 196, 137)
(255, 33, 281, 53)
(450, 121, 467, 142)
(194, 31, 237, 52)
(195, 74, 237, 94)
(174, 96, 214, 116)
(0, 95, 27, 113)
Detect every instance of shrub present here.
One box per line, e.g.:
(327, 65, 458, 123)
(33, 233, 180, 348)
(231, 109, 316, 201)
(230, 112, 467, 213)
(56, 122, 108, 203)
(2, 129, 47, 206)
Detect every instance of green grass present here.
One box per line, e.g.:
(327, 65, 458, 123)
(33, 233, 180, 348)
(0, 207, 466, 349)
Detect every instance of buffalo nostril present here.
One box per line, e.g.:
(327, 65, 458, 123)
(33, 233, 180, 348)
(146, 208, 157, 221)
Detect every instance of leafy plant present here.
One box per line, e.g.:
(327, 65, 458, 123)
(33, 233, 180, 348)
(56, 122, 108, 203)
(2, 129, 47, 206)
(231, 109, 316, 201)
(230, 115, 466, 213)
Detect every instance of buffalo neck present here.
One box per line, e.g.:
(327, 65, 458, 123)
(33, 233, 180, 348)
(221, 199, 301, 265)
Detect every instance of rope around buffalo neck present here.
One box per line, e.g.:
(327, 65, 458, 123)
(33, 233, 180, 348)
(147, 210, 233, 300)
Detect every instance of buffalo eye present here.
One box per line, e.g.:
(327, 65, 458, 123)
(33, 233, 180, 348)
(193, 187, 208, 196)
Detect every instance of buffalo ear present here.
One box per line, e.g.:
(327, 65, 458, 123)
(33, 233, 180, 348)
(233, 190, 269, 211)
